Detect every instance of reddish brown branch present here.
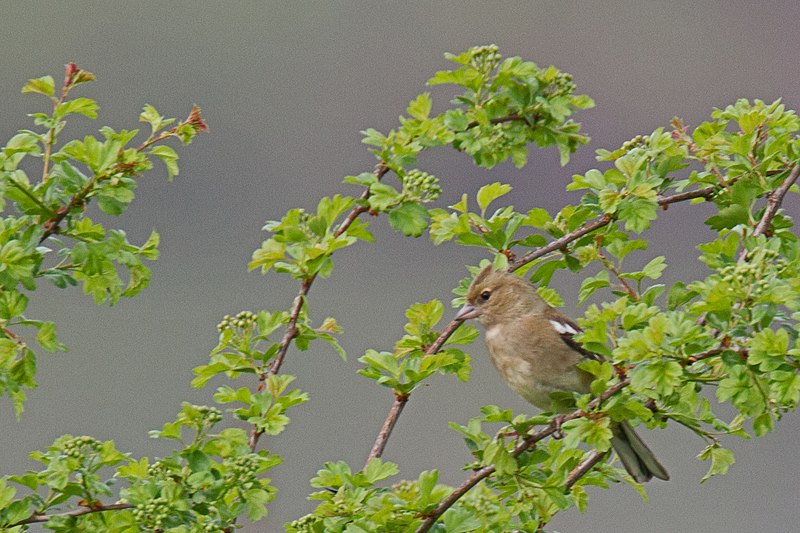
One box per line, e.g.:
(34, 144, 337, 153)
(415, 380, 631, 532)
(465, 113, 525, 130)
(249, 165, 389, 452)
(508, 183, 719, 272)
(366, 393, 410, 462)
(510, 214, 613, 271)
(13, 502, 133, 526)
(363, 319, 465, 467)
(565, 450, 608, 489)
(753, 164, 800, 237)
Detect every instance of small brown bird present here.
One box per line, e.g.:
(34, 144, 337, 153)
(455, 266, 669, 482)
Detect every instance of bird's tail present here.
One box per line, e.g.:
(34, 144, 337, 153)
(610, 421, 669, 482)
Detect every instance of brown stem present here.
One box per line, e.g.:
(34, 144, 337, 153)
(510, 214, 613, 272)
(753, 164, 800, 237)
(414, 380, 630, 532)
(596, 247, 639, 301)
(464, 113, 525, 130)
(366, 393, 410, 462)
(13, 502, 133, 526)
(363, 318, 467, 467)
(509, 183, 719, 272)
(565, 450, 608, 489)
(249, 165, 389, 452)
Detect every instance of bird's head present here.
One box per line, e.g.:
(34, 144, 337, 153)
(455, 266, 545, 326)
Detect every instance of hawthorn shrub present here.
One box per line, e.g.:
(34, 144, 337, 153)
(1, 47, 798, 532)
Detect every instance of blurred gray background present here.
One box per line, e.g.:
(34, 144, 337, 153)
(1, 2, 799, 531)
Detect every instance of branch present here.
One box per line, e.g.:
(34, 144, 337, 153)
(266, 165, 386, 379)
(393, 166, 798, 530)
(565, 449, 608, 489)
(363, 319, 464, 466)
(414, 380, 630, 533)
(13, 502, 133, 526)
(509, 214, 613, 272)
(464, 113, 525, 130)
(366, 393, 410, 462)
(249, 165, 388, 452)
(367, 181, 728, 472)
(753, 164, 800, 237)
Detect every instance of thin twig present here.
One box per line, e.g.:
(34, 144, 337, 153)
(414, 380, 630, 533)
(596, 246, 639, 301)
(753, 164, 800, 237)
(412, 169, 800, 530)
(13, 502, 133, 526)
(565, 450, 608, 489)
(509, 214, 613, 272)
(249, 166, 388, 452)
(366, 393, 410, 462)
(363, 319, 464, 466)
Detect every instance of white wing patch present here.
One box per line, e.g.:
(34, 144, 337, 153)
(550, 319, 578, 335)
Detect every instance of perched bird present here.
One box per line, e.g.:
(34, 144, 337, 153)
(455, 266, 669, 482)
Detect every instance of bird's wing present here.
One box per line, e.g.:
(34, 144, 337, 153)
(544, 308, 603, 362)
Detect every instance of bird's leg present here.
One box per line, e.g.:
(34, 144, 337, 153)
(551, 414, 567, 439)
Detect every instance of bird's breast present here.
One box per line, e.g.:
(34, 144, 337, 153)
(484, 323, 563, 409)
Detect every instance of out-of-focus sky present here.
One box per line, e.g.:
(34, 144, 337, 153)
(1, 2, 798, 531)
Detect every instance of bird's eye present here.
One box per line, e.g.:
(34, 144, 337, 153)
(479, 290, 491, 302)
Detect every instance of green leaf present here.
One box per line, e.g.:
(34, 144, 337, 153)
(578, 270, 610, 304)
(483, 442, 517, 475)
(524, 207, 551, 228)
(363, 458, 399, 484)
(149, 145, 179, 180)
(562, 417, 613, 452)
(476, 182, 512, 214)
(139, 104, 174, 132)
(36, 321, 66, 352)
(537, 286, 564, 307)
(388, 202, 429, 237)
(442, 508, 481, 533)
(618, 197, 658, 232)
(698, 444, 735, 482)
(641, 256, 667, 279)
(407, 92, 432, 120)
(704, 204, 750, 231)
(55, 97, 99, 119)
(749, 328, 789, 371)
(21, 75, 55, 97)
(630, 359, 683, 397)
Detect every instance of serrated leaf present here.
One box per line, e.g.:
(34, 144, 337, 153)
(21, 76, 55, 97)
(698, 444, 735, 482)
(149, 145, 179, 180)
(705, 205, 750, 231)
(476, 182, 512, 214)
(407, 92, 432, 120)
(388, 202, 429, 237)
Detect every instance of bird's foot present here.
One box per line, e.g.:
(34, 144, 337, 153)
(551, 415, 567, 439)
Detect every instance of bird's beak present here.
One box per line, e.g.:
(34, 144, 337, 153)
(455, 303, 481, 321)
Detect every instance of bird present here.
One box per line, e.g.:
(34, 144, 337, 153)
(455, 265, 669, 482)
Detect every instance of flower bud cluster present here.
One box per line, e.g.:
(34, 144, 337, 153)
(718, 250, 784, 296)
(621, 134, 647, 151)
(286, 514, 319, 532)
(391, 479, 418, 499)
(402, 170, 441, 202)
(546, 71, 577, 97)
(217, 311, 256, 332)
(195, 404, 223, 425)
(62, 436, 100, 458)
(132, 496, 170, 529)
(469, 44, 501, 72)
(224, 454, 261, 484)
